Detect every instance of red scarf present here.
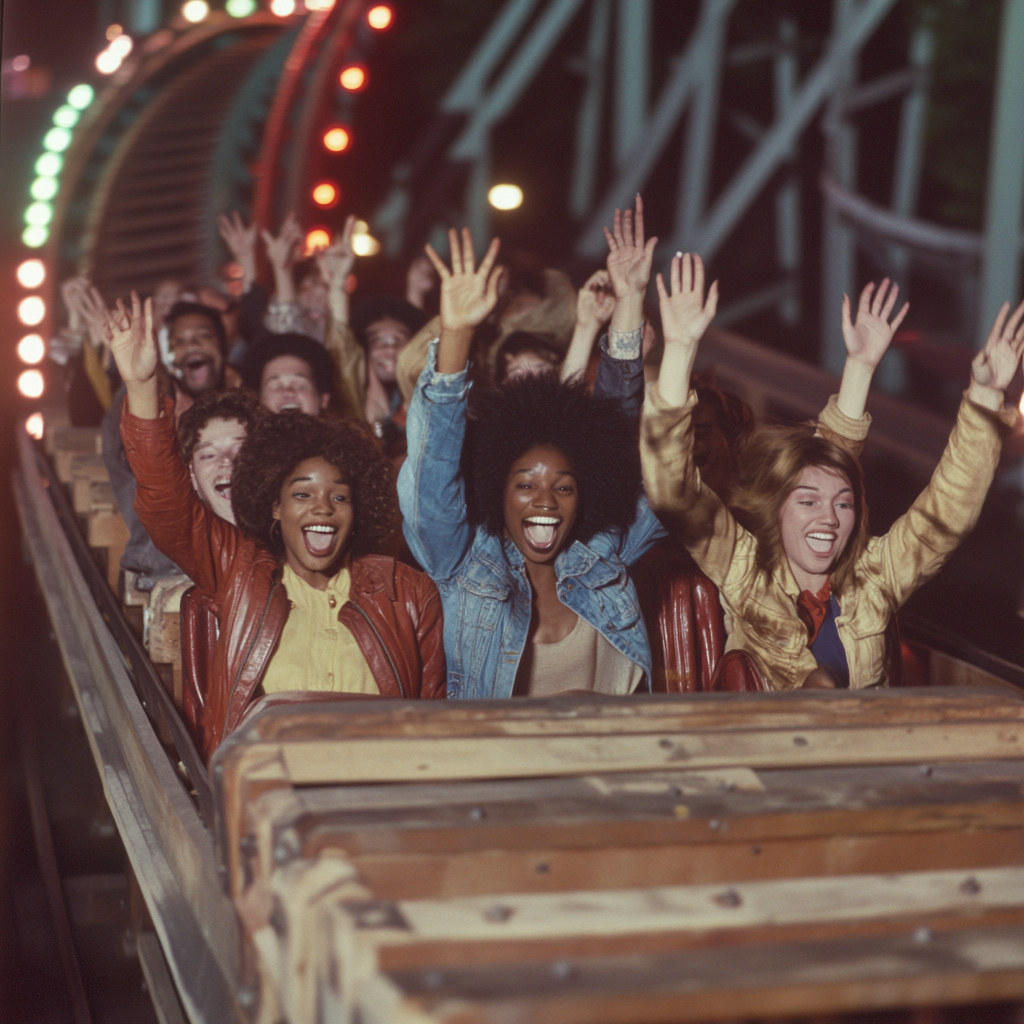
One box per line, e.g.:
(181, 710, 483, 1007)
(796, 579, 832, 644)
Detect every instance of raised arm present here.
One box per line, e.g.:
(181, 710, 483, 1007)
(876, 299, 1024, 605)
(262, 212, 302, 309)
(398, 230, 503, 579)
(605, 194, 656, 354)
(218, 211, 259, 294)
(106, 292, 160, 420)
(561, 269, 615, 381)
(319, 216, 366, 418)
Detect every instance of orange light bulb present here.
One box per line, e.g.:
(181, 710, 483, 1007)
(304, 229, 331, 254)
(323, 126, 351, 152)
(367, 5, 393, 29)
(339, 65, 366, 92)
(312, 182, 339, 207)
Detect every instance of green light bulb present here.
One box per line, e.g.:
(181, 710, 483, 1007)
(35, 153, 63, 177)
(25, 202, 54, 227)
(23, 225, 49, 248)
(31, 177, 59, 201)
(43, 127, 72, 152)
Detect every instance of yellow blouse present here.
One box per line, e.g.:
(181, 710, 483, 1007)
(261, 563, 380, 695)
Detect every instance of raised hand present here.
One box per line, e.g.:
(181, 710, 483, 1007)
(842, 279, 909, 369)
(575, 268, 615, 332)
(218, 211, 258, 263)
(318, 215, 356, 289)
(972, 298, 1024, 392)
(261, 212, 301, 271)
(105, 292, 157, 386)
(604, 194, 657, 299)
(426, 228, 502, 335)
(656, 253, 718, 352)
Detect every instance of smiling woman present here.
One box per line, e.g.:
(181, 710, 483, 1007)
(106, 296, 446, 758)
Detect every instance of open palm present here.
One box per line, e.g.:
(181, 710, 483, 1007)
(425, 228, 502, 333)
(973, 298, 1024, 391)
(656, 253, 718, 353)
(106, 292, 157, 385)
(604, 194, 657, 298)
(842, 279, 908, 369)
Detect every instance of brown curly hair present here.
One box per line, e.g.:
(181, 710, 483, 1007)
(231, 413, 397, 558)
(177, 388, 267, 464)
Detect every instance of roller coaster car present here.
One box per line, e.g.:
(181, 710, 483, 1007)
(16, 401, 1024, 1024)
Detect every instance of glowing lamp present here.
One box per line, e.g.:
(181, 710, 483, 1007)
(352, 232, 381, 257)
(367, 5, 393, 29)
(488, 184, 524, 210)
(18, 297, 46, 326)
(17, 260, 46, 288)
(18, 334, 46, 364)
(53, 106, 80, 129)
(270, 0, 296, 15)
(67, 84, 95, 110)
(23, 226, 48, 248)
(25, 202, 53, 227)
(36, 153, 63, 177)
(106, 23, 123, 40)
(109, 34, 133, 58)
(304, 229, 331, 255)
(226, 0, 256, 14)
(43, 127, 72, 152)
(307, 0, 337, 9)
(312, 182, 340, 207)
(26, 413, 45, 440)
(31, 177, 59, 202)
(323, 126, 351, 152)
(339, 65, 366, 92)
(11, 55, 30, 72)
(18, 370, 45, 400)
(96, 50, 122, 75)
(181, 1, 210, 22)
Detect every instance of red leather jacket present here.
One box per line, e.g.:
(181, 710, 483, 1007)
(122, 402, 446, 760)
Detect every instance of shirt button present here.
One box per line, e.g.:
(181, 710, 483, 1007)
(566, 583, 574, 591)
(328, 594, 337, 608)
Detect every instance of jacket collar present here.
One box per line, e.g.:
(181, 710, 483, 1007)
(350, 555, 397, 601)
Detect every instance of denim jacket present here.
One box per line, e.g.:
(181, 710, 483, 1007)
(398, 340, 664, 699)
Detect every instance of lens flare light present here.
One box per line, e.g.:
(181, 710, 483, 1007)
(18, 297, 46, 326)
(18, 370, 45, 399)
(226, 0, 257, 14)
(322, 126, 351, 152)
(312, 182, 340, 207)
(18, 334, 46, 364)
(181, 1, 210, 22)
(304, 229, 331, 255)
(96, 50, 122, 74)
(367, 5, 393, 29)
(270, 0, 296, 15)
(25, 202, 53, 227)
(488, 184, 524, 210)
(339, 65, 366, 91)
(307, 0, 337, 9)
(17, 260, 46, 288)
(23, 226, 48, 248)
(44, 127, 72, 152)
(53, 105, 80, 129)
(67, 84, 95, 110)
(31, 177, 58, 201)
(25, 413, 45, 440)
(36, 153, 63, 177)
(109, 34, 134, 58)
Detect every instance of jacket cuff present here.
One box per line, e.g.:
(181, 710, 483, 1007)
(120, 395, 176, 441)
(417, 339, 471, 402)
(963, 386, 1020, 432)
(818, 394, 871, 442)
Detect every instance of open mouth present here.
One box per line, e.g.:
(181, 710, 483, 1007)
(805, 531, 837, 556)
(277, 402, 300, 412)
(213, 478, 231, 502)
(179, 353, 215, 391)
(522, 516, 561, 553)
(302, 523, 338, 557)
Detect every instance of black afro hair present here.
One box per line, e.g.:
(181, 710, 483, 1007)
(465, 374, 641, 544)
(231, 412, 397, 558)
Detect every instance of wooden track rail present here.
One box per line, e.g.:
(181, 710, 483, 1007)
(13, 427, 244, 1024)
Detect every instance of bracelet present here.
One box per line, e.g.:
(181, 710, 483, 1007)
(608, 322, 644, 360)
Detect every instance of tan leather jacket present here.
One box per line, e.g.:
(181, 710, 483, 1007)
(122, 402, 446, 759)
(641, 387, 1015, 690)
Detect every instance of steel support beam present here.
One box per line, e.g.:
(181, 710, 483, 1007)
(674, 0, 732, 250)
(570, 0, 612, 218)
(774, 16, 801, 325)
(977, 0, 1024, 346)
(613, 0, 651, 165)
(681, 0, 898, 265)
(576, 0, 737, 257)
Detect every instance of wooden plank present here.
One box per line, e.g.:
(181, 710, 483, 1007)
(273, 722, 1023, 785)
(343, 867, 1024, 951)
(87, 509, 129, 591)
(364, 923, 1024, 1023)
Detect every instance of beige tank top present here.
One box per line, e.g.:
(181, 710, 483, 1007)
(516, 615, 643, 697)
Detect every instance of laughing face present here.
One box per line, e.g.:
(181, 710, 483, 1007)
(778, 465, 856, 592)
(169, 312, 224, 397)
(260, 354, 329, 416)
(503, 445, 578, 565)
(272, 456, 354, 590)
(365, 316, 411, 385)
(189, 416, 248, 524)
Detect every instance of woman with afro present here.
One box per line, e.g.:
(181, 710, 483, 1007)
(107, 294, 445, 759)
(399, 207, 665, 699)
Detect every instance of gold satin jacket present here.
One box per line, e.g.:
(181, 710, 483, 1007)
(641, 385, 1015, 690)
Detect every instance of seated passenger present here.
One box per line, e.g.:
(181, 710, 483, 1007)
(106, 295, 446, 758)
(399, 224, 664, 698)
(241, 332, 336, 417)
(642, 253, 1024, 690)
